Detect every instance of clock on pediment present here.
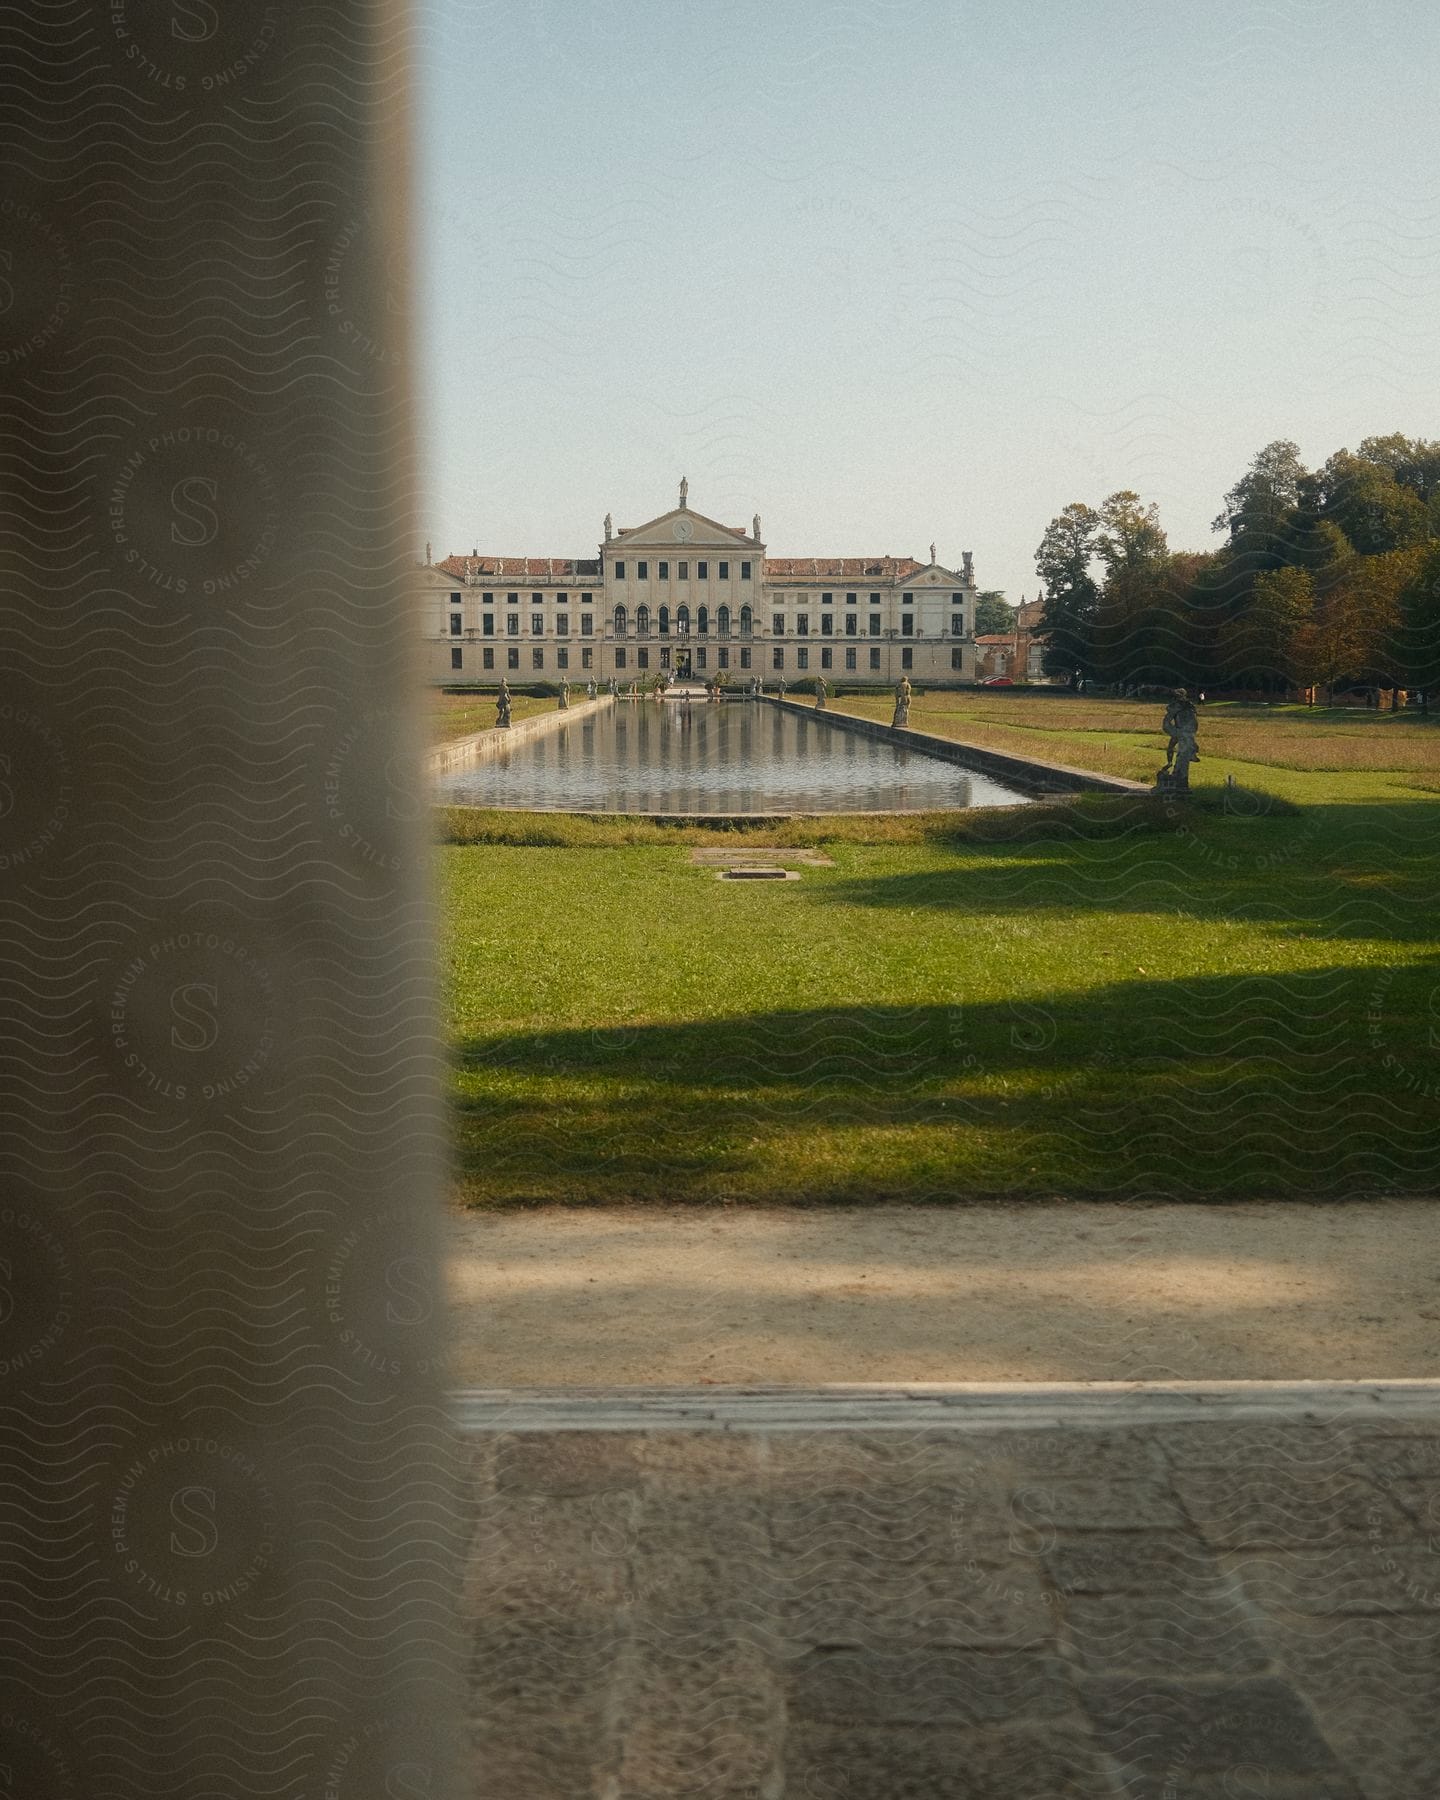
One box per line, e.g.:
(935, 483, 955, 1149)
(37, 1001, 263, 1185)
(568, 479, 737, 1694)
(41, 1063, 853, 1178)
(672, 516, 694, 542)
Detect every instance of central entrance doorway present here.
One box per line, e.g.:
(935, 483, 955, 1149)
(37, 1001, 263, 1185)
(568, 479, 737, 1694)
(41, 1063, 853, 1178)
(674, 646, 693, 678)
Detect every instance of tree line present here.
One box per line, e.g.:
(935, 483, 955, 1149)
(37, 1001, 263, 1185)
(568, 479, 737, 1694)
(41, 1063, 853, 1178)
(1035, 435, 1440, 700)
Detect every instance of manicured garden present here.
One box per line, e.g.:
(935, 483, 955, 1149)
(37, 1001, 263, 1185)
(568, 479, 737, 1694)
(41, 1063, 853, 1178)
(440, 695, 1440, 1206)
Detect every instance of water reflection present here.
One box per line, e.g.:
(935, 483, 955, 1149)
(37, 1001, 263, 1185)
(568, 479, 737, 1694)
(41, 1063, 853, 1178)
(436, 700, 1034, 814)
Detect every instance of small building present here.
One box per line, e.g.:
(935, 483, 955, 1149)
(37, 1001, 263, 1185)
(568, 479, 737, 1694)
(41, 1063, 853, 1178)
(418, 484, 981, 686)
(975, 596, 1054, 682)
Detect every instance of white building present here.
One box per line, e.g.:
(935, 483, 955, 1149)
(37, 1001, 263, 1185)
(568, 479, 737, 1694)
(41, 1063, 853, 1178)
(419, 483, 980, 687)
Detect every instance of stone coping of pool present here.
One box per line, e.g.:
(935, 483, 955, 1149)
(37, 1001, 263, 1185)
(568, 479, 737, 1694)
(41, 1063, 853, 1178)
(429, 692, 615, 774)
(766, 695, 1149, 796)
(451, 1378, 1440, 1433)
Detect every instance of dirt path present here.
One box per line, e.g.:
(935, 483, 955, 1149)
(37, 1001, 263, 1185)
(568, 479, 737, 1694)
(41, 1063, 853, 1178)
(449, 1199, 1440, 1385)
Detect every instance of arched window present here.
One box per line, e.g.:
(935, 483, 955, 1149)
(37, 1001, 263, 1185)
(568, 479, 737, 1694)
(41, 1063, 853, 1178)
(658, 605, 670, 635)
(613, 604, 627, 636)
(697, 606, 708, 635)
(717, 604, 731, 637)
(635, 604, 651, 636)
(739, 605, 752, 638)
(676, 605, 690, 636)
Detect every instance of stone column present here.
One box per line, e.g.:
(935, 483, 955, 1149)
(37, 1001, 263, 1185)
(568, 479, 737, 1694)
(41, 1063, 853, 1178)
(0, 6, 463, 1797)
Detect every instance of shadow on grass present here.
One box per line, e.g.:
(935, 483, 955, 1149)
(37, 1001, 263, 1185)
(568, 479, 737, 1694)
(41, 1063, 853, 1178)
(811, 796, 1440, 945)
(453, 963, 1440, 1205)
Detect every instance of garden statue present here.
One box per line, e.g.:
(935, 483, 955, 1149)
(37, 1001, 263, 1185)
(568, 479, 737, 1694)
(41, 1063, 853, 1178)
(586, 677, 597, 700)
(891, 675, 911, 729)
(777, 677, 787, 698)
(814, 673, 828, 710)
(1157, 688, 1199, 790)
(495, 680, 512, 729)
(558, 680, 570, 710)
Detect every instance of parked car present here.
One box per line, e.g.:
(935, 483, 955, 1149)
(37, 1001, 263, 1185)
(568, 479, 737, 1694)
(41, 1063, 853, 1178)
(981, 676, 1014, 687)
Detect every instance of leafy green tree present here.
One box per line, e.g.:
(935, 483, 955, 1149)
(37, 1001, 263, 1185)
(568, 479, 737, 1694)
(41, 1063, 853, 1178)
(1213, 439, 1307, 549)
(1035, 503, 1101, 684)
(1244, 566, 1313, 692)
(1314, 449, 1428, 556)
(1355, 433, 1440, 504)
(974, 590, 1014, 635)
(1397, 541, 1440, 702)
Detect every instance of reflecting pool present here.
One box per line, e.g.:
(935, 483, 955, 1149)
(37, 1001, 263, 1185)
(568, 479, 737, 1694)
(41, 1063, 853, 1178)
(435, 700, 1034, 814)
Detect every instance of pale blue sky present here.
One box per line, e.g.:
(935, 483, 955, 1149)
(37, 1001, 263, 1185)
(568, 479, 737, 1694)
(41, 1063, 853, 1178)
(416, 0, 1439, 600)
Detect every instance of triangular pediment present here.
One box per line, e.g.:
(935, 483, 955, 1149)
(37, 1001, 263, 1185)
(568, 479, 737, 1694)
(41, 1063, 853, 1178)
(613, 507, 754, 550)
(900, 561, 964, 586)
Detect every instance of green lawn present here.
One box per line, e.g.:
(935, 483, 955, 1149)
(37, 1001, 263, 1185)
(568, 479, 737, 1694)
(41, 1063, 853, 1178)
(431, 690, 553, 741)
(442, 698, 1440, 1205)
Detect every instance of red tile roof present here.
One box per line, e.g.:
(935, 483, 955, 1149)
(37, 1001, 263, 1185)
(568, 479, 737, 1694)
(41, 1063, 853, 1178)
(435, 554, 600, 580)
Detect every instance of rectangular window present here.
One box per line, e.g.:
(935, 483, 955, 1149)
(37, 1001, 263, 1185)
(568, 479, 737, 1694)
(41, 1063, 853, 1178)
(772, 613, 785, 635)
(846, 592, 856, 605)
(822, 592, 832, 604)
(697, 561, 707, 579)
(718, 648, 729, 669)
(797, 614, 809, 636)
(615, 647, 627, 669)
(697, 649, 707, 670)
(637, 648, 649, 669)
(507, 647, 519, 670)
(845, 647, 857, 671)
(869, 614, 881, 636)
(718, 561, 728, 579)
(556, 613, 569, 635)
(951, 648, 963, 670)
(821, 648, 832, 669)
(450, 647, 462, 669)
(820, 614, 833, 636)
(772, 647, 784, 670)
(450, 592, 462, 604)
(845, 614, 857, 636)
(482, 615, 494, 636)
(557, 592, 568, 605)
(557, 647, 569, 669)
(869, 592, 880, 604)
(678, 561, 688, 579)
(532, 648, 544, 670)
(581, 647, 592, 668)
(532, 613, 544, 635)
(901, 616, 913, 637)
(449, 613, 462, 635)
(952, 592, 964, 603)
(614, 562, 625, 578)
(951, 614, 963, 636)
(482, 592, 493, 605)
(507, 592, 518, 603)
(658, 561, 668, 579)
(483, 647, 494, 670)
(506, 613, 519, 636)
(580, 613, 593, 636)
(902, 592, 914, 606)
(660, 648, 671, 668)
(739, 649, 750, 669)
(796, 647, 809, 670)
(637, 561, 648, 579)
(532, 593, 542, 605)
(901, 647, 913, 670)
(741, 562, 751, 579)
(869, 647, 881, 670)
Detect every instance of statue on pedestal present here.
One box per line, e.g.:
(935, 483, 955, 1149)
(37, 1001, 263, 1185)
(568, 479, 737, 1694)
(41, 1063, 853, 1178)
(586, 678, 597, 700)
(1156, 689, 1199, 791)
(603, 512, 612, 541)
(678, 476, 688, 509)
(814, 674, 828, 710)
(495, 680, 512, 729)
(962, 551, 974, 583)
(558, 681, 570, 710)
(753, 513, 761, 542)
(891, 675, 912, 729)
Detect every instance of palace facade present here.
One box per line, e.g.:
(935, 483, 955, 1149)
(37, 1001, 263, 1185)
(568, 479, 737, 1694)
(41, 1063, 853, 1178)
(419, 483, 980, 686)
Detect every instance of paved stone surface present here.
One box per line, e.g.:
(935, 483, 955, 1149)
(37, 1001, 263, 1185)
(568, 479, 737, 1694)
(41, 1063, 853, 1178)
(463, 1389, 1440, 1797)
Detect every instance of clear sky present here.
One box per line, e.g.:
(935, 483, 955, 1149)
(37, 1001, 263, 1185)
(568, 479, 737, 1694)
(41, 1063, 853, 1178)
(415, 0, 1439, 601)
